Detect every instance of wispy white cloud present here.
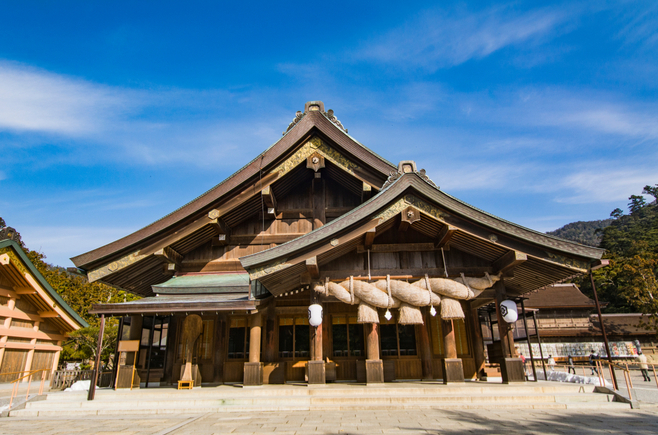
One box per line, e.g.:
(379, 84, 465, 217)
(354, 5, 576, 71)
(616, 2, 658, 49)
(0, 61, 140, 135)
(508, 89, 658, 141)
(553, 166, 657, 204)
(427, 160, 541, 192)
(0, 60, 301, 170)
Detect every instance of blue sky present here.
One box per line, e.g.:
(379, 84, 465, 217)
(1, 1, 657, 267)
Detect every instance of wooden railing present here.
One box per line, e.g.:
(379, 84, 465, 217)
(7, 369, 49, 411)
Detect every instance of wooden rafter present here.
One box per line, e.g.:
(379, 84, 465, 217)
(399, 206, 421, 232)
(154, 246, 182, 266)
(14, 286, 36, 295)
(364, 228, 376, 249)
(435, 225, 457, 248)
(262, 186, 277, 216)
(306, 256, 320, 279)
(493, 250, 528, 275)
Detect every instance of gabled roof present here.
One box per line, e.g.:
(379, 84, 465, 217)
(240, 170, 605, 296)
(72, 107, 396, 271)
(152, 273, 250, 295)
(524, 284, 599, 309)
(0, 239, 88, 329)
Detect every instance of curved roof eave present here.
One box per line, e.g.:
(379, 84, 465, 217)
(240, 172, 605, 270)
(72, 111, 396, 270)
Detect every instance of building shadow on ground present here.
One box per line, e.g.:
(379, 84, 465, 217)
(393, 408, 658, 435)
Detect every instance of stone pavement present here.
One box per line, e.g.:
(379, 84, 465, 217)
(2, 406, 658, 435)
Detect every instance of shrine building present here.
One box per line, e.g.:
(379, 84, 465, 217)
(73, 101, 605, 388)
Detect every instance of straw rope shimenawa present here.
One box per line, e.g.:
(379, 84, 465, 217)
(315, 273, 501, 324)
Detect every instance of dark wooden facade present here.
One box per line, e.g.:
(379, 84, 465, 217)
(83, 101, 605, 387)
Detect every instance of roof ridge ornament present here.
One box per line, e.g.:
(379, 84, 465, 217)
(381, 160, 439, 190)
(283, 101, 348, 135)
(324, 109, 348, 133)
(284, 111, 305, 135)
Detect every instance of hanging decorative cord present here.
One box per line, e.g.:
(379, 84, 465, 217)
(349, 276, 355, 305)
(385, 274, 393, 320)
(460, 272, 474, 298)
(425, 273, 436, 316)
(441, 247, 449, 278)
(367, 249, 371, 281)
(485, 272, 493, 287)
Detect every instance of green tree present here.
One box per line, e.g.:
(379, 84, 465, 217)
(578, 185, 658, 333)
(628, 195, 647, 214)
(64, 325, 119, 370)
(643, 184, 658, 202)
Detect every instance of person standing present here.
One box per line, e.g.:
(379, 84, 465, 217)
(567, 354, 576, 375)
(589, 351, 599, 376)
(638, 350, 651, 382)
(547, 354, 556, 371)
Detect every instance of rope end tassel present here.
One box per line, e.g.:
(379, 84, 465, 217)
(384, 274, 393, 321)
(425, 274, 436, 316)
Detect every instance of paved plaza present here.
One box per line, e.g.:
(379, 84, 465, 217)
(2, 407, 658, 435)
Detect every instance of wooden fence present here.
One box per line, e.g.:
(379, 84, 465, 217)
(50, 369, 114, 390)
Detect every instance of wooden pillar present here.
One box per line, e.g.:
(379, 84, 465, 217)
(49, 345, 61, 386)
(494, 281, 524, 383)
(88, 314, 105, 401)
(23, 347, 35, 382)
(494, 281, 512, 358)
(366, 323, 380, 360)
(308, 290, 326, 384)
(469, 306, 486, 380)
(310, 290, 323, 362)
(441, 318, 464, 383)
(417, 308, 433, 380)
(249, 314, 262, 363)
(213, 315, 225, 383)
(22, 320, 40, 383)
(322, 304, 331, 362)
(163, 316, 178, 384)
(243, 313, 262, 386)
(1, 297, 13, 367)
(127, 315, 143, 366)
(442, 320, 457, 359)
(365, 323, 383, 383)
(263, 307, 276, 363)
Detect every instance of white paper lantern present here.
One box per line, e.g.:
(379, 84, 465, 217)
(308, 304, 323, 326)
(500, 300, 518, 323)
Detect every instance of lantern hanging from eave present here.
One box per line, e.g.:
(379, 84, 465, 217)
(308, 304, 323, 326)
(500, 300, 518, 323)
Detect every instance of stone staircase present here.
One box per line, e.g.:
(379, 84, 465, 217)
(9, 382, 630, 417)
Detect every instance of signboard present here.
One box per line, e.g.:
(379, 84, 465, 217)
(117, 340, 140, 352)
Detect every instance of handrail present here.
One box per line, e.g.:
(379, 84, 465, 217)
(7, 369, 50, 412)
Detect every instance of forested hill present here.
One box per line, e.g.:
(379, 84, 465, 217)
(576, 185, 658, 330)
(546, 219, 613, 247)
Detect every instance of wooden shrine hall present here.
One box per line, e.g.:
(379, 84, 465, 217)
(75, 101, 605, 388)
